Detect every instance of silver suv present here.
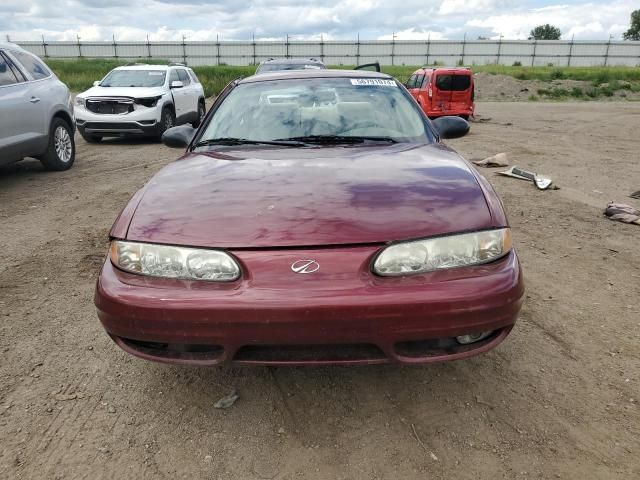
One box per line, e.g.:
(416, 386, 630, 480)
(0, 42, 75, 171)
(75, 63, 205, 142)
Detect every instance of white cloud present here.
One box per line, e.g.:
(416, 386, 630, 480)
(439, 0, 509, 16)
(378, 29, 445, 40)
(1, 0, 636, 41)
(465, 0, 635, 40)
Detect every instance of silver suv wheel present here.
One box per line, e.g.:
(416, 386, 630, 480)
(54, 126, 73, 163)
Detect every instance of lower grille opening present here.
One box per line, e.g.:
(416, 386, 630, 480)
(234, 343, 386, 362)
(84, 122, 142, 130)
(395, 331, 500, 358)
(120, 337, 224, 361)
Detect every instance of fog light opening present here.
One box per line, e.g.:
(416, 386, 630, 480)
(456, 331, 493, 345)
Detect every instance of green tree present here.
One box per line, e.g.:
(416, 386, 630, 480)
(623, 10, 640, 40)
(529, 24, 562, 40)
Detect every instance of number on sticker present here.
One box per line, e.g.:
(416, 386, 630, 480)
(350, 79, 397, 87)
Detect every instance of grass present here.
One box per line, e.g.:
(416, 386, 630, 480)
(191, 65, 255, 97)
(45, 59, 640, 98)
(468, 65, 640, 84)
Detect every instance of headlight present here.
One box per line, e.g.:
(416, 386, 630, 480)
(134, 95, 162, 108)
(75, 96, 85, 107)
(110, 241, 241, 281)
(373, 228, 512, 276)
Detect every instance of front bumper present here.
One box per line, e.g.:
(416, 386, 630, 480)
(75, 107, 161, 137)
(95, 247, 524, 366)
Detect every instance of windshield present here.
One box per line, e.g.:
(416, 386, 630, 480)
(199, 77, 431, 144)
(100, 69, 166, 87)
(257, 63, 325, 73)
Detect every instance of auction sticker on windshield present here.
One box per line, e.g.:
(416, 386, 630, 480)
(350, 79, 397, 87)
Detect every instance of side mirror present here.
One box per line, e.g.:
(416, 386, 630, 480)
(170, 80, 184, 89)
(93, 80, 101, 86)
(431, 116, 470, 139)
(162, 125, 196, 148)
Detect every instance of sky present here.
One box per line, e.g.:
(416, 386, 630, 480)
(1, 0, 637, 42)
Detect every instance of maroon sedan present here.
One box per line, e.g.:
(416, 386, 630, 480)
(95, 69, 524, 366)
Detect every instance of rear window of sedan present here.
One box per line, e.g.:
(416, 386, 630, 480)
(201, 77, 432, 143)
(256, 63, 325, 73)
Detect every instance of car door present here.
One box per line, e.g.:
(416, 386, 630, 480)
(7, 49, 54, 143)
(448, 73, 473, 114)
(433, 72, 453, 115)
(0, 51, 46, 163)
(168, 68, 188, 121)
(416, 73, 430, 110)
(405, 74, 417, 99)
(411, 73, 425, 105)
(177, 68, 198, 119)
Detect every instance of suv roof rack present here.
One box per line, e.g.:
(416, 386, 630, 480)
(124, 62, 148, 66)
(168, 62, 186, 66)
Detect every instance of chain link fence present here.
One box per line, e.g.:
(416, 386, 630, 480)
(11, 38, 640, 67)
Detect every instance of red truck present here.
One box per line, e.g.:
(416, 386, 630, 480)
(405, 67, 475, 119)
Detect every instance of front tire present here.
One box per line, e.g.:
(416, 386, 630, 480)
(192, 100, 206, 128)
(157, 107, 175, 141)
(39, 118, 75, 171)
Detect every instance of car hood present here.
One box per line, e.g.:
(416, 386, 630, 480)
(80, 86, 165, 99)
(125, 144, 495, 248)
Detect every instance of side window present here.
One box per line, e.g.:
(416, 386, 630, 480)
(169, 69, 179, 84)
(188, 69, 200, 84)
(0, 53, 20, 87)
(177, 69, 191, 85)
(10, 50, 50, 80)
(421, 74, 430, 88)
(415, 74, 425, 89)
(406, 74, 417, 89)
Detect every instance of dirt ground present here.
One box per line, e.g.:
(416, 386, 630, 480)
(1, 102, 639, 480)
(474, 73, 640, 101)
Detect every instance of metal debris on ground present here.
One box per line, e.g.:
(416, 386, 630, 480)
(214, 390, 239, 409)
(496, 166, 557, 190)
(470, 116, 492, 123)
(472, 152, 509, 168)
(604, 202, 640, 225)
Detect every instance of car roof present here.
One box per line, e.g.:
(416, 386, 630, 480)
(113, 64, 175, 71)
(261, 57, 323, 65)
(240, 68, 393, 84)
(414, 67, 472, 73)
(0, 41, 28, 52)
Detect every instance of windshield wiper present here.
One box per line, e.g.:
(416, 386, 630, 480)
(276, 135, 399, 145)
(192, 137, 308, 149)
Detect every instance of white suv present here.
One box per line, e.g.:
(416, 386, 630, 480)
(74, 63, 205, 142)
